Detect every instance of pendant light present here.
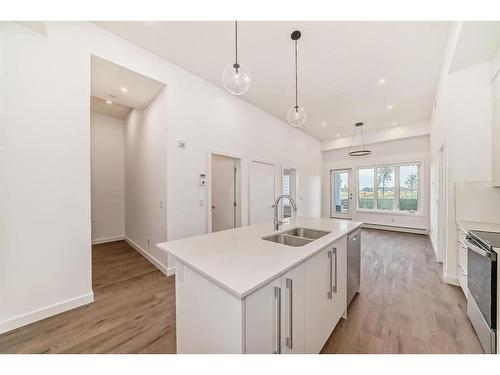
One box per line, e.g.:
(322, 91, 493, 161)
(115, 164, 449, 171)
(348, 122, 372, 156)
(222, 21, 251, 95)
(287, 30, 307, 127)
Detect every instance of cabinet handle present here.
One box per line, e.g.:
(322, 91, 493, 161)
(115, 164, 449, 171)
(286, 278, 293, 350)
(332, 247, 337, 294)
(274, 286, 281, 354)
(328, 251, 333, 299)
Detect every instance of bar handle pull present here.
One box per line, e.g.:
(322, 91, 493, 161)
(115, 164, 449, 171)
(274, 286, 281, 354)
(286, 278, 293, 349)
(328, 251, 333, 299)
(332, 247, 337, 294)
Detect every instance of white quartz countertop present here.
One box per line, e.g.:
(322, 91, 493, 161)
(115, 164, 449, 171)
(157, 216, 362, 298)
(456, 221, 500, 253)
(456, 221, 500, 234)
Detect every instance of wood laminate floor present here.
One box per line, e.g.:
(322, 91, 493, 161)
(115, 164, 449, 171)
(0, 230, 483, 354)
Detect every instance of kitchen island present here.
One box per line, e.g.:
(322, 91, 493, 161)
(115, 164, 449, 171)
(157, 216, 362, 354)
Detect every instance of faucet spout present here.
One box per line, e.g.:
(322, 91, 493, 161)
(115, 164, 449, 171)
(273, 194, 298, 231)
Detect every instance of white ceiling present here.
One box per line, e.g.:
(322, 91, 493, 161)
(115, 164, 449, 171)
(96, 21, 451, 140)
(91, 55, 166, 110)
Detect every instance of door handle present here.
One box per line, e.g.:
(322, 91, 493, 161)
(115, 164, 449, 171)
(286, 278, 293, 349)
(274, 286, 281, 354)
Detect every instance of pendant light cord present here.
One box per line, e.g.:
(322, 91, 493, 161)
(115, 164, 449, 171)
(234, 21, 239, 67)
(295, 39, 298, 110)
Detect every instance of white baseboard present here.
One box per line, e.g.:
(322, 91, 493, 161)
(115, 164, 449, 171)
(0, 292, 94, 334)
(124, 236, 174, 277)
(362, 223, 429, 235)
(92, 235, 125, 245)
(444, 273, 459, 286)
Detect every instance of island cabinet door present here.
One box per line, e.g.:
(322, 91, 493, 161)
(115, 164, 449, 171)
(280, 263, 305, 354)
(244, 277, 283, 354)
(304, 237, 347, 353)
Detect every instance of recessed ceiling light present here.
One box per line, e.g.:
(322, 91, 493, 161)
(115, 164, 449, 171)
(378, 78, 386, 85)
(393, 121, 398, 126)
(387, 105, 393, 110)
(120, 87, 128, 93)
(336, 133, 340, 137)
(321, 122, 327, 127)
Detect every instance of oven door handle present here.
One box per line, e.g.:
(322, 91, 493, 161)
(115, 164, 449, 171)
(466, 239, 493, 259)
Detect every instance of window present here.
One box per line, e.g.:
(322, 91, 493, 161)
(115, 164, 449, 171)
(357, 163, 420, 213)
(358, 168, 375, 209)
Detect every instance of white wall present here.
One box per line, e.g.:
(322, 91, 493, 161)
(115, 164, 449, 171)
(125, 88, 168, 273)
(1, 22, 93, 333)
(91, 112, 125, 244)
(429, 22, 496, 284)
(0, 21, 322, 332)
(322, 135, 430, 231)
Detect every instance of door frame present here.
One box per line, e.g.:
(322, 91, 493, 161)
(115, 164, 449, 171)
(281, 166, 299, 219)
(248, 158, 277, 225)
(329, 168, 353, 219)
(437, 144, 447, 264)
(207, 151, 243, 233)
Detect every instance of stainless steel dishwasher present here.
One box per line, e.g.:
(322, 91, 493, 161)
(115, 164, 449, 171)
(347, 229, 361, 306)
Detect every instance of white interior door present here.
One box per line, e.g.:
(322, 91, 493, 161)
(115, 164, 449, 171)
(330, 169, 352, 219)
(250, 161, 275, 224)
(212, 155, 237, 232)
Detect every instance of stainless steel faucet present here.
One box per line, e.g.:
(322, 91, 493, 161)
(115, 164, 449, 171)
(274, 194, 298, 230)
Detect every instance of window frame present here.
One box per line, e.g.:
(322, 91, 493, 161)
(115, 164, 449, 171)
(356, 162, 421, 215)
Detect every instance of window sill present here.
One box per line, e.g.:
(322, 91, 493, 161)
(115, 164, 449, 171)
(356, 209, 424, 217)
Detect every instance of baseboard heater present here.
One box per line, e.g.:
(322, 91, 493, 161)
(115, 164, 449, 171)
(361, 223, 428, 235)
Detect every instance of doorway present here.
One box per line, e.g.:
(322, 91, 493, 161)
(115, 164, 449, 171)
(250, 160, 276, 224)
(210, 154, 241, 232)
(90, 55, 169, 278)
(281, 168, 298, 219)
(330, 169, 353, 219)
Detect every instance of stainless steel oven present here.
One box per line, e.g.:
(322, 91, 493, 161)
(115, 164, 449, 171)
(466, 231, 497, 354)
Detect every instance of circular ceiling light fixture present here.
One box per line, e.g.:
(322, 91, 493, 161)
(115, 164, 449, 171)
(348, 122, 372, 157)
(286, 30, 307, 127)
(222, 21, 251, 95)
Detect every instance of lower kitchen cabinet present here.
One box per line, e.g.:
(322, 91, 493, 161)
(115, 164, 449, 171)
(304, 236, 347, 353)
(457, 226, 468, 296)
(245, 263, 305, 354)
(245, 237, 347, 354)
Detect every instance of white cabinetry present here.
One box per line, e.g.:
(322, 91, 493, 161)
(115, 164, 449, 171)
(245, 263, 305, 354)
(304, 236, 347, 353)
(456, 226, 468, 296)
(245, 237, 347, 354)
(174, 233, 350, 354)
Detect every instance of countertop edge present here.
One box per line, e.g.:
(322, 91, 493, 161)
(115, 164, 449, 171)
(456, 221, 500, 254)
(158, 221, 363, 299)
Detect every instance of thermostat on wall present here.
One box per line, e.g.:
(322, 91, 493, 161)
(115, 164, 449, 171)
(200, 173, 206, 186)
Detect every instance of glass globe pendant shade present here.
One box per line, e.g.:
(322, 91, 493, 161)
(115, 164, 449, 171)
(287, 106, 307, 127)
(222, 63, 251, 95)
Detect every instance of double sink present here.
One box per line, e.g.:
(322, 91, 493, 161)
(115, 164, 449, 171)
(262, 227, 331, 247)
